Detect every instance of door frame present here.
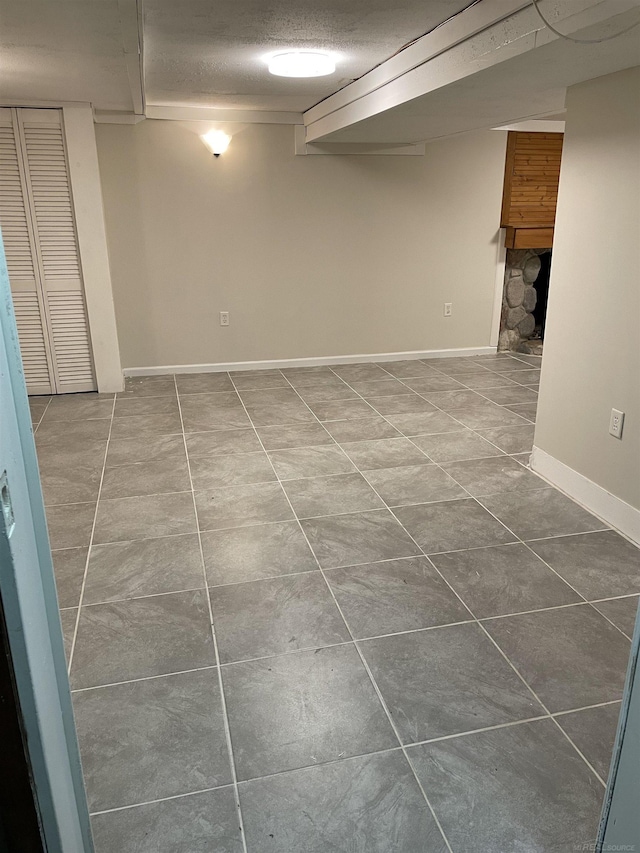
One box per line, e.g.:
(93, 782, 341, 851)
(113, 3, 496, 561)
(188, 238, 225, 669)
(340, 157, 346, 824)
(0, 548, 47, 853)
(0, 232, 93, 851)
(597, 605, 640, 849)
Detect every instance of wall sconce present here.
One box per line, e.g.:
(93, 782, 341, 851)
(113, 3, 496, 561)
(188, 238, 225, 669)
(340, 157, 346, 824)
(201, 130, 231, 157)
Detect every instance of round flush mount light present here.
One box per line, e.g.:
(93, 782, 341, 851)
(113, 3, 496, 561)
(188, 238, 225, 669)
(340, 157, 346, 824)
(268, 50, 335, 78)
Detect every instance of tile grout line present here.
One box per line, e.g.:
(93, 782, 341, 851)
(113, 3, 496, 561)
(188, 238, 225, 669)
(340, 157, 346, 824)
(55, 360, 613, 839)
(403, 695, 622, 750)
(474, 619, 610, 788)
(372, 378, 536, 422)
(67, 378, 629, 657)
(89, 682, 619, 820)
(39, 457, 549, 510)
(65, 572, 633, 628)
(235, 370, 463, 847)
(67, 585, 634, 690)
(77, 585, 209, 609)
(382, 432, 616, 786)
(32, 395, 53, 433)
(320, 369, 623, 782)
(330, 372, 536, 533)
(173, 374, 250, 853)
(91, 743, 438, 815)
(273, 371, 458, 852)
(226, 744, 407, 787)
(52, 359, 614, 834)
(55, 377, 623, 612)
(89, 782, 236, 817)
(219, 372, 421, 826)
(328, 371, 537, 506)
(324, 589, 456, 852)
(396, 397, 534, 460)
(91, 687, 612, 814)
(425, 483, 620, 783)
(515, 541, 635, 643)
(72, 664, 219, 693)
(389, 379, 533, 444)
(320, 368, 614, 790)
(45, 505, 611, 552)
(426, 540, 611, 788)
(551, 698, 623, 717)
(67, 394, 117, 674)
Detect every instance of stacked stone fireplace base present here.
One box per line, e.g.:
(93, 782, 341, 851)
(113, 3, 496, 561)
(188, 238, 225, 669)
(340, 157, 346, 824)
(499, 248, 549, 353)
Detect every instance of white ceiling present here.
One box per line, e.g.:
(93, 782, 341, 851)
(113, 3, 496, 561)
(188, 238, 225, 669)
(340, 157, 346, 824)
(0, 0, 638, 144)
(143, 0, 474, 111)
(0, 0, 475, 113)
(0, 1, 131, 110)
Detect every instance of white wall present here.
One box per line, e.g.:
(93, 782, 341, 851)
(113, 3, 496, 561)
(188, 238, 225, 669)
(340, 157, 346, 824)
(533, 67, 640, 530)
(95, 120, 506, 369)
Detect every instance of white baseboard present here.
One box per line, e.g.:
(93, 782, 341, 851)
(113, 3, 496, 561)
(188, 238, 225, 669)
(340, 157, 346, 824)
(530, 446, 640, 546)
(122, 346, 497, 377)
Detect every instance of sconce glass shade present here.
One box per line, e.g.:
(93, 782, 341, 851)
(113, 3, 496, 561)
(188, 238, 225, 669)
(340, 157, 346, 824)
(201, 130, 231, 156)
(268, 51, 335, 78)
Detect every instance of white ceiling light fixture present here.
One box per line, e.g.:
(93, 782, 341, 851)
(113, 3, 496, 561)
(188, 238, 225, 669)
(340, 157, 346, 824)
(268, 50, 335, 78)
(201, 130, 231, 157)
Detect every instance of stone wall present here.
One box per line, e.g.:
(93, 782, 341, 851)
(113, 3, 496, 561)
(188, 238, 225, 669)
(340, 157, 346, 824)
(499, 248, 549, 351)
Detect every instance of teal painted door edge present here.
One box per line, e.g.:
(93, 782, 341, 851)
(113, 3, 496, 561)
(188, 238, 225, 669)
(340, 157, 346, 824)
(0, 234, 94, 850)
(597, 601, 640, 850)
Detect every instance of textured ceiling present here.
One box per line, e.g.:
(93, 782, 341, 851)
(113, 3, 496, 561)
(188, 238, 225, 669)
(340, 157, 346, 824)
(0, 1, 132, 110)
(143, 0, 475, 111)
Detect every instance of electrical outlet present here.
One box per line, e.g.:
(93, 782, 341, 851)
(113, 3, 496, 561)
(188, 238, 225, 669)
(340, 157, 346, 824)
(609, 408, 625, 439)
(444, 303, 452, 317)
(220, 311, 230, 326)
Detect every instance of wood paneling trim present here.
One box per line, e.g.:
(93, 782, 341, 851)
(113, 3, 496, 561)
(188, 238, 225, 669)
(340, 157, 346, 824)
(501, 131, 563, 231)
(500, 130, 518, 227)
(505, 227, 554, 249)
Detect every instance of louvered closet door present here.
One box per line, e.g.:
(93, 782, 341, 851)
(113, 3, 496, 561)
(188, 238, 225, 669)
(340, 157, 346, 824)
(0, 107, 96, 395)
(0, 108, 55, 393)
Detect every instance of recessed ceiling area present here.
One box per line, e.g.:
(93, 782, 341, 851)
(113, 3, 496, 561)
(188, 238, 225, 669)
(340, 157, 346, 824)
(0, 0, 477, 114)
(143, 0, 475, 112)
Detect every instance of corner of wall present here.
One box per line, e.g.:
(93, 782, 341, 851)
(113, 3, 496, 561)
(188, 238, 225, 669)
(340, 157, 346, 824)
(63, 105, 123, 392)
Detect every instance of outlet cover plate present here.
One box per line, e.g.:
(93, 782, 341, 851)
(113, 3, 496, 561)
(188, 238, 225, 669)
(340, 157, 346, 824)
(609, 408, 625, 439)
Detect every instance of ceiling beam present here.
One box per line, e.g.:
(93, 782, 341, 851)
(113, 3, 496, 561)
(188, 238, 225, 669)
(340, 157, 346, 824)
(304, 0, 531, 127)
(303, 0, 640, 143)
(294, 126, 425, 155)
(145, 105, 304, 124)
(493, 120, 565, 132)
(93, 110, 146, 124)
(117, 0, 145, 117)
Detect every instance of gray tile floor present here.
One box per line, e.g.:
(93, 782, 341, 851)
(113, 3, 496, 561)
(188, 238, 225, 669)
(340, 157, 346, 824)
(31, 351, 640, 853)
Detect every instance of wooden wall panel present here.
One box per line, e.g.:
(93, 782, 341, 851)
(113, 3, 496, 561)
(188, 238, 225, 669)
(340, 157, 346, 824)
(504, 227, 554, 249)
(501, 131, 564, 229)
